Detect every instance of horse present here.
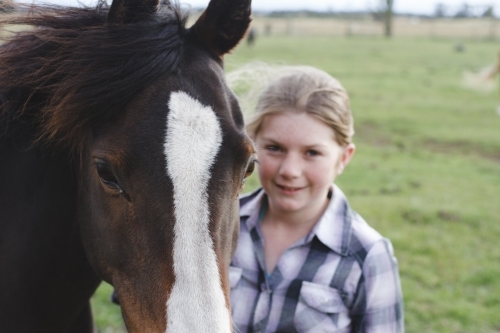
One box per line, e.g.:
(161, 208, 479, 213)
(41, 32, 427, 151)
(0, 0, 256, 332)
(462, 49, 500, 115)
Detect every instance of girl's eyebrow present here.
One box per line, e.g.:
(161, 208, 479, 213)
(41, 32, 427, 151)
(257, 137, 280, 144)
(259, 140, 329, 150)
(258, 136, 330, 149)
(305, 142, 326, 147)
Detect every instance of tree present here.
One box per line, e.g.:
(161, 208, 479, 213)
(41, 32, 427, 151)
(454, 3, 471, 18)
(383, 0, 394, 37)
(0, 0, 14, 13)
(482, 5, 494, 18)
(435, 3, 446, 18)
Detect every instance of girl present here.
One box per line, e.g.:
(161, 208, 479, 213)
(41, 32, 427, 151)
(229, 66, 404, 333)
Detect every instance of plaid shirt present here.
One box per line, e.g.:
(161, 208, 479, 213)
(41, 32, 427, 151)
(230, 185, 404, 333)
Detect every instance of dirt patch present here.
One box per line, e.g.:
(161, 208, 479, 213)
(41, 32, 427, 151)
(423, 139, 500, 164)
(354, 121, 392, 147)
(402, 209, 462, 225)
(355, 122, 500, 164)
(437, 210, 461, 222)
(379, 186, 402, 195)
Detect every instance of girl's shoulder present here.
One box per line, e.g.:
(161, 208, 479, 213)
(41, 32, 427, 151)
(327, 184, 386, 247)
(346, 209, 397, 267)
(349, 210, 385, 247)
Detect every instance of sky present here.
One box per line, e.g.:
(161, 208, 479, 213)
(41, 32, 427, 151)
(26, 0, 500, 16)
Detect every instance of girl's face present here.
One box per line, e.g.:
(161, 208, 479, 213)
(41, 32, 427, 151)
(254, 112, 355, 217)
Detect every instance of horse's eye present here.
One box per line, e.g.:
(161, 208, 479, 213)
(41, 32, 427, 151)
(239, 156, 258, 195)
(244, 157, 258, 180)
(96, 162, 121, 190)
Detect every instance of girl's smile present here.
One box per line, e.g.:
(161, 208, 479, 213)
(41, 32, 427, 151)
(275, 183, 305, 195)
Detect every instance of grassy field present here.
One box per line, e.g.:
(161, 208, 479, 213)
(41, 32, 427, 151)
(91, 36, 500, 332)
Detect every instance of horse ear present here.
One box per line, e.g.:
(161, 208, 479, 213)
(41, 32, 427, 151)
(107, 0, 160, 24)
(190, 0, 252, 57)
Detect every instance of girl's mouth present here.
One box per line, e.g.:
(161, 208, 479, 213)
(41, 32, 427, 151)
(276, 184, 303, 193)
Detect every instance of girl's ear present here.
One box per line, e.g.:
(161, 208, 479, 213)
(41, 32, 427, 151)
(336, 143, 355, 176)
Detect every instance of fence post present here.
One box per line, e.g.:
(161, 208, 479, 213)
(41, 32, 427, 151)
(490, 15, 497, 40)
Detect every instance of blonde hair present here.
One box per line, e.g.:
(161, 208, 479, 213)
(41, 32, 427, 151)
(227, 64, 354, 146)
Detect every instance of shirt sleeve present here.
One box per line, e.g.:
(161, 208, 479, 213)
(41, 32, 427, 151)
(350, 238, 404, 333)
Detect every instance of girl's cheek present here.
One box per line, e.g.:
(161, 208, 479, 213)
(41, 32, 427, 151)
(258, 163, 273, 179)
(256, 159, 270, 177)
(257, 154, 274, 170)
(313, 165, 337, 183)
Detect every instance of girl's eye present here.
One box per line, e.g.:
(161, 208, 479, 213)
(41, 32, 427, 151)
(96, 162, 121, 190)
(306, 150, 319, 156)
(267, 145, 280, 152)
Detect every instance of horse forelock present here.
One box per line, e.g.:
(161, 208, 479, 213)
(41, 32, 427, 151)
(0, 2, 188, 154)
(164, 91, 231, 333)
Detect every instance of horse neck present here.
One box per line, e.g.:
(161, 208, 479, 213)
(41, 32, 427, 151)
(0, 129, 101, 330)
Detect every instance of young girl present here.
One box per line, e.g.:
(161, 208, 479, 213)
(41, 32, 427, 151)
(229, 66, 404, 333)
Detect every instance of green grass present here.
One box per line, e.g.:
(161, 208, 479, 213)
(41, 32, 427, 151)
(91, 36, 500, 332)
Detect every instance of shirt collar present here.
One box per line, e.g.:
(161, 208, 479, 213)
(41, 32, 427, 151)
(239, 188, 266, 230)
(238, 185, 352, 256)
(309, 184, 352, 256)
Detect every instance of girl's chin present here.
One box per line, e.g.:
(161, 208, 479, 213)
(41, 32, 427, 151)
(270, 199, 304, 213)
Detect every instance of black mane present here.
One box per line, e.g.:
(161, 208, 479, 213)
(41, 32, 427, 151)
(0, 2, 187, 151)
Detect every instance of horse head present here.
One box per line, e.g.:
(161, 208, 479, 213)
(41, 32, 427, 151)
(77, 0, 254, 331)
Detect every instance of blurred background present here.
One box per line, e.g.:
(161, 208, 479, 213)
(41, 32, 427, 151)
(5, 0, 500, 332)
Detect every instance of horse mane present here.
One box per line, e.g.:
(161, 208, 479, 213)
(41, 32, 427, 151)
(0, 1, 187, 152)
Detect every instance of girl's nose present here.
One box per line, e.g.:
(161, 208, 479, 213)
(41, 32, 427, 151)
(278, 153, 302, 179)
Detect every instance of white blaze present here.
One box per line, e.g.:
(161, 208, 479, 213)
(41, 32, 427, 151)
(164, 91, 230, 333)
